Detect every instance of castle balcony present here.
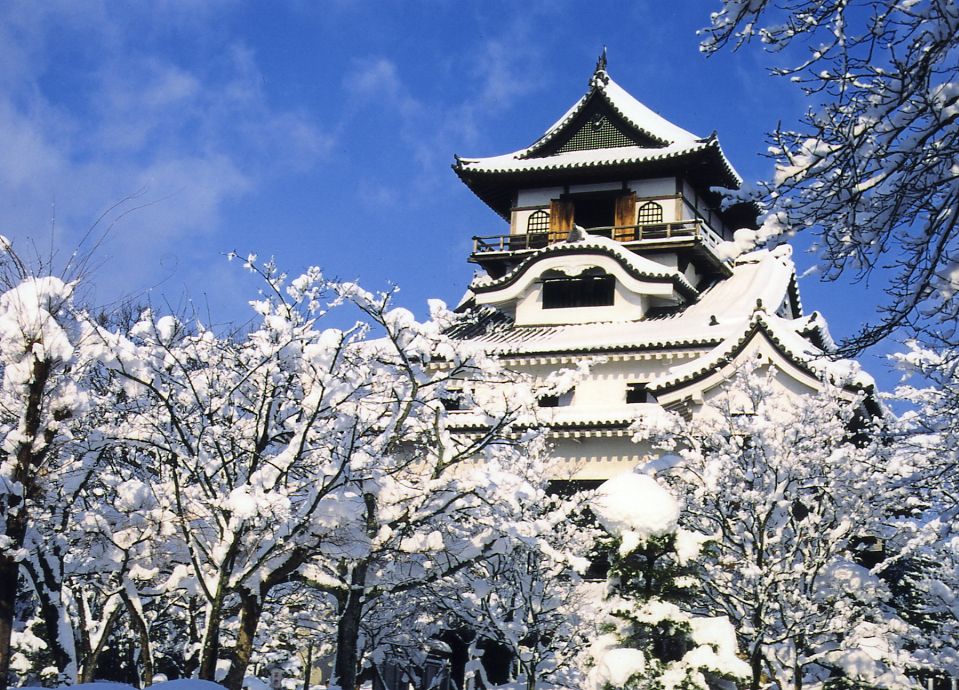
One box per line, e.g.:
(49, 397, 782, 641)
(470, 219, 730, 277)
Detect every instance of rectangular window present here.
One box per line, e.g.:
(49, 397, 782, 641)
(626, 382, 649, 404)
(538, 389, 575, 408)
(542, 275, 615, 309)
(440, 396, 463, 411)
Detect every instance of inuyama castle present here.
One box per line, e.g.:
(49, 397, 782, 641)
(445, 57, 876, 482)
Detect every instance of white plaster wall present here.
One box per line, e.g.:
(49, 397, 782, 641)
(549, 436, 656, 480)
(628, 178, 675, 198)
(571, 360, 674, 409)
(478, 252, 682, 326)
(568, 181, 623, 194)
(512, 356, 706, 418)
(516, 187, 564, 207)
(514, 280, 648, 326)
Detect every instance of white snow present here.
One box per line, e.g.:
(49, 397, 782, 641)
(591, 472, 680, 555)
(687, 617, 751, 677)
(594, 647, 647, 687)
(19, 683, 225, 690)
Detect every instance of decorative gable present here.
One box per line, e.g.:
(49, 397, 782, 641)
(542, 99, 664, 156)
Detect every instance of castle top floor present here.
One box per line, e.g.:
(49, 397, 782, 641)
(453, 57, 758, 282)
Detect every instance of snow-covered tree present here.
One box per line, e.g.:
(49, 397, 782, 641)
(99, 257, 557, 690)
(645, 367, 920, 689)
(585, 471, 750, 690)
(701, 0, 959, 349)
(885, 343, 959, 675)
(0, 242, 106, 689)
(432, 493, 599, 690)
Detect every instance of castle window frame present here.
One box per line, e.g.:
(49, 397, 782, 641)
(527, 209, 550, 234)
(626, 382, 653, 404)
(637, 201, 664, 225)
(542, 271, 615, 309)
(538, 388, 575, 408)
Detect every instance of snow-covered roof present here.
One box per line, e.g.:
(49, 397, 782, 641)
(455, 141, 717, 176)
(453, 70, 741, 184)
(454, 245, 804, 356)
(471, 233, 698, 300)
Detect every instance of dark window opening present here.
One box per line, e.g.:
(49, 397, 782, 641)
(569, 194, 616, 230)
(440, 396, 463, 411)
(542, 275, 615, 309)
(538, 388, 574, 408)
(626, 382, 654, 404)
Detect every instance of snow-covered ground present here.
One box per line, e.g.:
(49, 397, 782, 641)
(20, 682, 226, 690)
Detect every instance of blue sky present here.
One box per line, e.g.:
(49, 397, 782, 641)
(0, 1, 902, 387)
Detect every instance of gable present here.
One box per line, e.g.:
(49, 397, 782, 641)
(527, 96, 666, 158)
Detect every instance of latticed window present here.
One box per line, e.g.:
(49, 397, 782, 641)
(557, 114, 635, 153)
(527, 209, 550, 234)
(637, 201, 663, 225)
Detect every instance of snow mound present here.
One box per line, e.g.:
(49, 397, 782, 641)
(591, 472, 680, 555)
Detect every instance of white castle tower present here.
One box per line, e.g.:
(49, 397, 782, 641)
(447, 57, 876, 482)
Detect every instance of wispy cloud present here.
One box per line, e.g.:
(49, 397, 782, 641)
(0, 3, 329, 310)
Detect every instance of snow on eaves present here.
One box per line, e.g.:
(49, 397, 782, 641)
(454, 244, 876, 395)
(459, 245, 802, 357)
(445, 405, 662, 432)
(454, 71, 744, 185)
(599, 75, 700, 145)
(456, 142, 712, 175)
(471, 233, 696, 296)
(647, 309, 873, 395)
(521, 71, 700, 157)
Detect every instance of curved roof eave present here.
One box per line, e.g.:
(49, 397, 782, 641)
(470, 236, 699, 302)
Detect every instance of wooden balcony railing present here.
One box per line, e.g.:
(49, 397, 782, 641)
(472, 220, 724, 255)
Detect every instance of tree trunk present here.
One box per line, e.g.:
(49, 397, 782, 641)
(22, 554, 76, 681)
(198, 588, 226, 681)
(121, 588, 154, 687)
(78, 600, 121, 684)
(331, 562, 368, 690)
(750, 643, 763, 690)
(0, 555, 21, 690)
(0, 356, 52, 690)
(223, 588, 265, 690)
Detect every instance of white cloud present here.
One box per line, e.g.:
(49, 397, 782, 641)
(0, 3, 330, 310)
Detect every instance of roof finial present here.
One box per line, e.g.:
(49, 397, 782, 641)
(590, 46, 610, 87)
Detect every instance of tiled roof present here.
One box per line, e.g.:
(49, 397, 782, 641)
(453, 72, 742, 185)
(454, 246, 801, 356)
(471, 234, 698, 300)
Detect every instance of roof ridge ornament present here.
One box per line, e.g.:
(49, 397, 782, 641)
(590, 46, 610, 87)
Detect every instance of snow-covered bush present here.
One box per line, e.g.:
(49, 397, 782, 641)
(586, 470, 749, 690)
